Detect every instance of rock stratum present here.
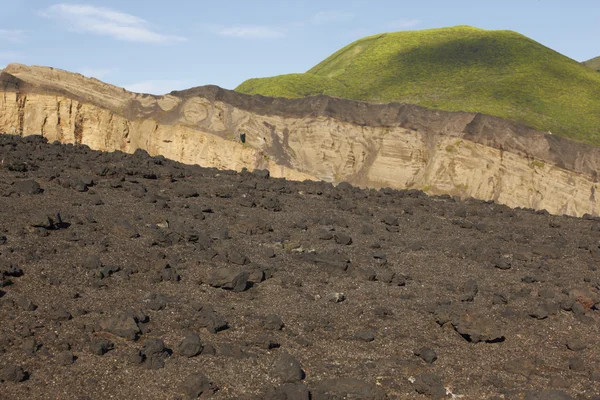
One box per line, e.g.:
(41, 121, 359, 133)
(1, 63, 600, 217)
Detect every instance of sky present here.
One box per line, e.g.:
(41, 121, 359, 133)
(0, 0, 598, 94)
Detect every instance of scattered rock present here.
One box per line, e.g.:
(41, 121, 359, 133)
(56, 350, 75, 365)
(262, 314, 284, 331)
(178, 334, 203, 357)
(99, 312, 143, 340)
(414, 373, 446, 399)
(0, 365, 27, 382)
(312, 378, 385, 400)
(274, 353, 305, 383)
(327, 292, 346, 303)
(206, 267, 250, 292)
(566, 337, 586, 351)
(414, 347, 438, 364)
(452, 313, 504, 343)
(354, 329, 376, 342)
(181, 372, 217, 398)
(14, 180, 43, 195)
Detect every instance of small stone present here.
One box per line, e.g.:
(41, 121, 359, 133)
(0, 365, 27, 382)
(178, 334, 203, 357)
(566, 337, 586, 351)
(206, 267, 249, 292)
(56, 350, 75, 365)
(414, 373, 446, 398)
(181, 372, 215, 399)
(274, 353, 305, 383)
(492, 293, 508, 305)
(460, 279, 478, 302)
(381, 215, 399, 226)
(82, 255, 102, 270)
(14, 180, 43, 195)
(529, 304, 549, 320)
(569, 357, 586, 372)
(90, 339, 113, 356)
(572, 302, 586, 315)
(14, 296, 37, 311)
(354, 330, 376, 342)
(99, 313, 141, 340)
(140, 338, 169, 370)
(112, 220, 139, 238)
(262, 314, 284, 331)
(415, 347, 438, 364)
(334, 233, 352, 245)
(327, 292, 345, 303)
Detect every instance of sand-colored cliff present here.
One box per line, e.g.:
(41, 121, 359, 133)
(1, 63, 600, 217)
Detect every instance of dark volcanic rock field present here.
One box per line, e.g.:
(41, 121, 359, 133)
(0, 134, 599, 399)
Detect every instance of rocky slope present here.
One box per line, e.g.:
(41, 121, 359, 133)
(1, 63, 600, 217)
(0, 134, 599, 399)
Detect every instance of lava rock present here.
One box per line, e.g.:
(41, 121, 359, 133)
(452, 313, 504, 343)
(139, 338, 170, 370)
(274, 353, 305, 383)
(99, 312, 142, 340)
(181, 372, 217, 399)
(460, 279, 478, 302)
(334, 233, 353, 245)
(14, 180, 43, 195)
(414, 373, 446, 399)
(327, 292, 346, 303)
(354, 329, 376, 342)
(312, 378, 385, 400)
(415, 347, 438, 364)
(262, 314, 284, 331)
(0, 365, 27, 382)
(206, 267, 249, 292)
(90, 338, 113, 356)
(196, 307, 228, 333)
(566, 337, 587, 351)
(178, 334, 203, 357)
(56, 350, 75, 365)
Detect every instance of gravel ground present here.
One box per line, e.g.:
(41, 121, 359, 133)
(0, 134, 599, 400)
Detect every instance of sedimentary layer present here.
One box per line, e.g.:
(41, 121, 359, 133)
(1, 63, 599, 216)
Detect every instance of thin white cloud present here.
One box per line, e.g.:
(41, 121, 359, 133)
(386, 19, 422, 30)
(78, 67, 118, 79)
(311, 11, 354, 24)
(41, 4, 186, 44)
(206, 24, 284, 39)
(0, 29, 26, 43)
(124, 80, 185, 95)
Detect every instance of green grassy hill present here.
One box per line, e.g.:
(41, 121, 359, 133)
(584, 56, 600, 72)
(236, 26, 600, 145)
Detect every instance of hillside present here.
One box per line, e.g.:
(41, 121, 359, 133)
(236, 26, 600, 145)
(3, 63, 600, 217)
(584, 56, 600, 72)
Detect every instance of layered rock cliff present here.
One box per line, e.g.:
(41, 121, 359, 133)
(1, 63, 600, 217)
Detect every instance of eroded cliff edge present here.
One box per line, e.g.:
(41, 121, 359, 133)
(1, 63, 599, 217)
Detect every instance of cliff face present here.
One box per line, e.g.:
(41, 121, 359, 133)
(1, 63, 599, 217)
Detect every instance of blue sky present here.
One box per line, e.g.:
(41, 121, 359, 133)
(1, 1, 598, 94)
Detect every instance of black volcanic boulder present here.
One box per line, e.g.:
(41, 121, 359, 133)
(13, 180, 43, 195)
(206, 267, 250, 292)
(99, 311, 146, 340)
(311, 378, 385, 400)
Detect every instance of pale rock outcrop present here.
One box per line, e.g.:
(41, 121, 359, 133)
(1, 63, 599, 217)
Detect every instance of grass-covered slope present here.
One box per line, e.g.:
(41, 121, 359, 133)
(584, 56, 600, 72)
(236, 26, 600, 145)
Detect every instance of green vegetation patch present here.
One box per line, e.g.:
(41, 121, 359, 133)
(236, 26, 600, 146)
(583, 56, 600, 72)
